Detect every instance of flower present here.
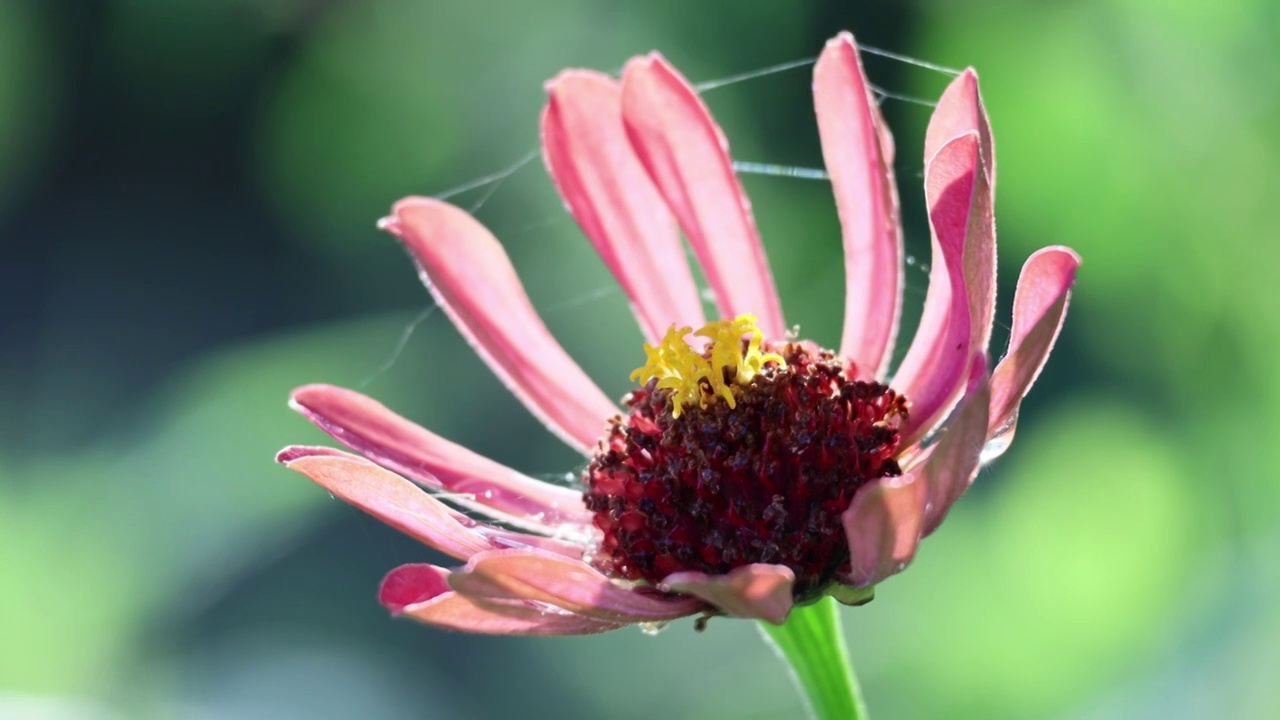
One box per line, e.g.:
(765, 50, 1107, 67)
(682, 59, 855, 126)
(277, 32, 1079, 635)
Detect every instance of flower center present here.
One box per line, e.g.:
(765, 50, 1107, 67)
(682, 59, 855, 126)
(583, 317, 909, 601)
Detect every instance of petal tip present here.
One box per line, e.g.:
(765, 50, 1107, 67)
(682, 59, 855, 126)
(376, 214, 400, 234)
(379, 564, 451, 615)
(289, 382, 338, 405)
(625, 51, 669, 77)
(659, 564, 794, 624)
(1035, 244, 1083, 270)
(544, 68, 604, 95)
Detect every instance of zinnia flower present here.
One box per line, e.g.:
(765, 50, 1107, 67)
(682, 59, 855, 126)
(278, 32, 1079, 635)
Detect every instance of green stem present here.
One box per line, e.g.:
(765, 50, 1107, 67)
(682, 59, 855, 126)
(758, 596, 869, 720)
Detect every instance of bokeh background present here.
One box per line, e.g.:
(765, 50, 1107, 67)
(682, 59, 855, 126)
(2, 1, 1276, 718)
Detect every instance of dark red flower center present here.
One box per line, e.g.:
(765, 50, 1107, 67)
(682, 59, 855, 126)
(583, 338, 908, 601)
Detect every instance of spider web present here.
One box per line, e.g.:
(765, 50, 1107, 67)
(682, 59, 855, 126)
(359, 43, 961, 397)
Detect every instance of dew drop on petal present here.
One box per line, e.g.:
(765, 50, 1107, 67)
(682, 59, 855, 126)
(980, 410, 1019, 465)
(639, 621, 669, 636)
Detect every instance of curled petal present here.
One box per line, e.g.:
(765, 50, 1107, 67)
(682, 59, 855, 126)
(380, 197, 616, 453)
(279, 448, 494, 561)
(380, 564, 624, 635)
(290, 384, 592, 535)
(542, 70, 705, 342)
(843, 370, 989, 586)
(379, 562, 452, 613)
(449, 549, 703, 623)
(841, 473, 927, 588)
(924, 69, 995, 192)
(921, 370, 991, 536)
(895, 133, 983, 443)
(659, 564, 795, 625)
(280, 445, 586, 559)
(927, 69, 998, 361)
(621, 52, 785, 338)
(814, 32, 903, 380)
(985, 246, 1080, 460)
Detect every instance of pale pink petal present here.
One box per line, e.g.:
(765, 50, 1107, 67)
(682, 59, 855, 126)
(920, 371, 991, 536)
(476, 526, 587, 560)
(814, 32, 903, 380)
(380, 198, 617, 453)
(894, 133, 982, 444)
(280, 443, 586, 556)
(278, 448, 494, 561)
(289, 384, 592, 535)
(380, 564, 624, 635)
(840, 473, 927, 588)
(620, 53, 785, 338)
(924, 69, 995, 192)
(843, 370, 990, 587)
(927, 69, 998, 361)
(659, 564, 795, 625)
(542, 70, 705, 343)
(985, 246, 1080, 460)
(379, 562, 453, 613)
(449, 549, 704, 623)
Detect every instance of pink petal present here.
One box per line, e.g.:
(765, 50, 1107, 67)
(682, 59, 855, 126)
(843, 370, 990, 587)
(449, 549, 704, 623)
(920, 371, 991, 536)
(659, 564, 795, 625)
(894, 133, 982, 444)
(380, 564, 624, 635)
(620, 53, 785, 338)
(814, 32, 903, 380)
(924, 69, 995, 192)
(542, 70, 705, 343)
(278, 448, 495, 560)
(475, 526, 587, 560)
(379, 562, 452, 613)
(280, 443, 586, 556)
(840, 473, 927, 588)
(927, 69, 998, 361)
(289, 384, 592, 535)
(985, 246, 1080, 460)
(380, 198, 617, 453)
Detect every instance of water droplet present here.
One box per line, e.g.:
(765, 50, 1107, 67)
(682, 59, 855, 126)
(924, 501, 934, 514)
(639, 621, 669, 636)
(980, 411, 1018, 464)
(700, 287, 716, 302)
(895, 561, 907, 572)
(905, 255, 917, 266)
(483, 490, 494, 500)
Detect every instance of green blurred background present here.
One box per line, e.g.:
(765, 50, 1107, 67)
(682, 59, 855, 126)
(1, 0, 1275, 718)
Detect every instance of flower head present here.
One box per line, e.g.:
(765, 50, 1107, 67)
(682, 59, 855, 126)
(278, 32, 1079, 634)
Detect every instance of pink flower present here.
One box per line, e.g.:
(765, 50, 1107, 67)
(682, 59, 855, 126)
(278, 32, 1078, 635)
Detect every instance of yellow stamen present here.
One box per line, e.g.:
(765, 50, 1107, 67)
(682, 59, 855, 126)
(629, 314, 786, 417)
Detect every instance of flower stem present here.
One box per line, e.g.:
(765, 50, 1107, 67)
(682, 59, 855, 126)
(758, 596, 868, 720)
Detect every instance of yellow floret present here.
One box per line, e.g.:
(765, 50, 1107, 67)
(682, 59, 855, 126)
(629, 314, 786, 417)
